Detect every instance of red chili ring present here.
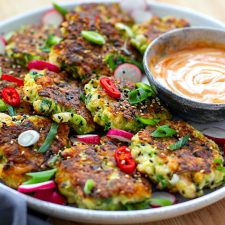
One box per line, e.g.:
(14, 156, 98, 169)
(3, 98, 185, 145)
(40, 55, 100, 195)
(1, 87, 21, 107)
(100, 77, 121, 99)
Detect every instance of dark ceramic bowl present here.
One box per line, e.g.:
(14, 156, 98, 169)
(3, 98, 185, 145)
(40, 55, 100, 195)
(143, 27, 225, 123)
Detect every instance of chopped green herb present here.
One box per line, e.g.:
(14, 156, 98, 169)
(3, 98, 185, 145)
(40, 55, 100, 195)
(156, 175, 167, 189)
(81, 30, 105, 45)
(38, 122, 59, 153)
(23, 168, 57, 185)
(84, 179, 95, 194)
(150, 198, 172, 207)
(40, 34, 62, 53)
(104, 121, 111, 131)
(53, 2, 68, 16)
(136, 116, 160, 126)
(136, 82, 155, 96)
(151, 125, 177, 138)
(169, 135, 190, 150)
(115, 23, 134, 37)
(79, 92, 86, 102)
(0, 99, 7, 112)
(128, 88, 150, 105)
(214, 158, 225, 172)
(7, 105, 16, 116)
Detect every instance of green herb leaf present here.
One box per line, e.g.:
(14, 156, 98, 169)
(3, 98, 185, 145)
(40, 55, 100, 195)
(150, 198, 172, 207)
(7, 105, 16, 116)
(104, 121, 111, 131)
(214, 158, 225, 172)
(128, 88, 149, 104)
(81, 30, 105, 45)
(169, 135, 190, 150)
(136, 82, 155, 96)
(151, 125, 177, 138)
(216, 166, 225, 172)
(136, 116, 160, 126)
(214, 158, 223, 165)
(53, 2, 68, 16)
(79, 92, 85, 102)
(23, 168, 57, 185)
(84, 179, 95, 194)
(38, 122, 59, 153)
(156, 175, 167, 189)
(0, 99, 7, 112)
(40, 34, 62, 53)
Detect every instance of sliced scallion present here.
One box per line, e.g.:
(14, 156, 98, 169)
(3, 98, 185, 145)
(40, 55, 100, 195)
(53, 3, 68, 16)
(128, 88, 149, 104)
(169, 135, 189, 150)
(81, 30, 105, 45)
(136, 117, 160, 126)
(84, 179, 95, 194)
(38, 122, 59, 153)
(151, 125, 177, 138)
(23, 168, 57, 185)
(150, 198, 172, 207)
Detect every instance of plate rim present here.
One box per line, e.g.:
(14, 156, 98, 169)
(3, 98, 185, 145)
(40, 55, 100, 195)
(1, 0, 225, 224)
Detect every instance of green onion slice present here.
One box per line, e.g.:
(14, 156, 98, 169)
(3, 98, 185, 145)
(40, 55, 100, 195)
(81, 30, 105, 45)
(23, 168, 57, 185)
(136, 117, 160, 126)
(84, 179, 95, 194)
(38, 122, 59, 153)
(169, 135, 190, 150)
(0, 99, 7, 112)
(151, 125, 177, 138)
(40, 34, 62, 53)
(53, 3, 68, 16)
(136, 82, 154, 95)
(115, 23, 134, 37)
(128, 88, 149, 104)
(150, 198, 172, 207)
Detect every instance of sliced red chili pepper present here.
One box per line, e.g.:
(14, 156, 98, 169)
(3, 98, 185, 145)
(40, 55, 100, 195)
(27, 60, 60, 73)
(114, 146, 136, 174)
(2, 87, 20, 107)
(2, 74, 24, 86)
(100, 77, 121, 99)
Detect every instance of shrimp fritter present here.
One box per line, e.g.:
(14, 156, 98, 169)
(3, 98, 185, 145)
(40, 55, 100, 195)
(130, 120, 225, 198)
(55, 137, 151, 210)
(0, 114, 69, 189)
(23, 70, 95, 134)
(84, 78, 170, 132)
(131, 16, 190, 53)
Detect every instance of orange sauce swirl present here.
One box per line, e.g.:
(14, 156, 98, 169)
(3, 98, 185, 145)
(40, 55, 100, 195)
(152, 47, 225, 104)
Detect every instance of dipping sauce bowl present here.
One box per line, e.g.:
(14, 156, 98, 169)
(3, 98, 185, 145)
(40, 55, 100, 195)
(143, 27, 225, 123)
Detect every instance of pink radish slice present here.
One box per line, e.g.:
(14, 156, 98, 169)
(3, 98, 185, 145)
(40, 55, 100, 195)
(106, 128, 134, 142)
(131, 10, 153, 23)
(203, 127, 225, 146)
(76, 134, 101, 145)
(27, 60, 60, 73)
(150, 192, 176, 208)
(114, 63, 142, 83)
(34, 189, 66, 205)
(42, 9, 63, 27)
(18, 180, 56, 193)
(0, 35, 6, 55)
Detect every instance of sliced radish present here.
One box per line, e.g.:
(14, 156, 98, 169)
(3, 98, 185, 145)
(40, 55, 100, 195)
(106, 128, 134, 142)
(76, 134, 101, 145)
(0, 35, 6, 55)
(18, 180, 56, 193)
(34, 189, 66, 205)
(114, 63, 142, 83)
(202, 127, 225, 146)
(150, 192, 176, 208)
(42, 9, 63, 27)
(27, 60, 60, 73)
(131, 10, 153, 23)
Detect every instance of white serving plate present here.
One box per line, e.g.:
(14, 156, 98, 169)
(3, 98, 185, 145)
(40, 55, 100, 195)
(0, 0, 225, 224)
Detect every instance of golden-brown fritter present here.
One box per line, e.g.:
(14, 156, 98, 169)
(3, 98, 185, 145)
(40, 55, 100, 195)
(131, 120, 225, 198)
(84, 78, 171, 132)
(6, 25, 61, 66)
(0, 114, 70, 189)
(55, 137, 151, 210)
(131, 16, 190, 53)
(23, 70, 95, 134)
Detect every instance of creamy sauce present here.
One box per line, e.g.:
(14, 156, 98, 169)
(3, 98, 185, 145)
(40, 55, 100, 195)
(153, 48, 225, 104)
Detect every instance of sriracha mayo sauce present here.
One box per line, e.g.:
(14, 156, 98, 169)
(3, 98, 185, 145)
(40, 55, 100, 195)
(153, 47, 225, 104)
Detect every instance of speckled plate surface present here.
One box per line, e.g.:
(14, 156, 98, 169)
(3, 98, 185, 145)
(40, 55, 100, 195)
(0, 0, 225, 224)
